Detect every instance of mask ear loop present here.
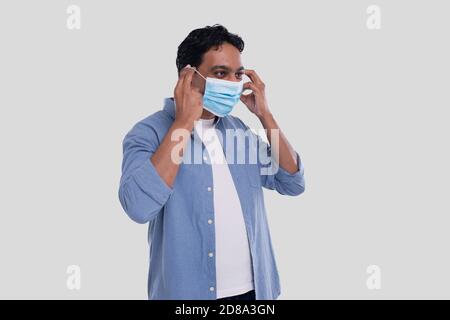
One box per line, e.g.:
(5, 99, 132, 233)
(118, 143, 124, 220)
(190, 67, 207, 81)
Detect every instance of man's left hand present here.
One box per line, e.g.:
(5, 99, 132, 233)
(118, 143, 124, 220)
(240, 69, 272, 119)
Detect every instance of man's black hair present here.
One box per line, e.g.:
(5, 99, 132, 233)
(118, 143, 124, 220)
(176, 24, 244, 74)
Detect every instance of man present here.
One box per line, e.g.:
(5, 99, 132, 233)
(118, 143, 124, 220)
(118, 24, 305, 300)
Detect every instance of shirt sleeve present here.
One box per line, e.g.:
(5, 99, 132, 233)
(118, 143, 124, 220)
(256, 133, 306, 196)
(118, 121, 173, 223)
(235, 116, 305, 196)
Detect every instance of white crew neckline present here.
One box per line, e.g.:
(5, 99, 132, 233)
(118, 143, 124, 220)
(195, 117, 216, 130)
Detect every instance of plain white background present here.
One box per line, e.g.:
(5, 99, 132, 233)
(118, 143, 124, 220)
(0, 0, 449, 299)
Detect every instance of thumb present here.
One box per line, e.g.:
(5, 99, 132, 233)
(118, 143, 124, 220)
(240, 93, 249, 104)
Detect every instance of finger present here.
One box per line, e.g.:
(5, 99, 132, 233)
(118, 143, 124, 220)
(191, 71, 206, 94)
(242, 81, 258, 93)
(183, 68, 196, 92)
(240, 94, 249, 104)
(176, 64, 192, 92)
(179, 65, 192, 82)
(244, 69, 263, 85)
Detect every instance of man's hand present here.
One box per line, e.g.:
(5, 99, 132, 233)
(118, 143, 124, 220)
(241, 69, 300, 174)
(150, 65, 203, 188)
(174, 64, 203, 125)
(240, 69, 272, 119)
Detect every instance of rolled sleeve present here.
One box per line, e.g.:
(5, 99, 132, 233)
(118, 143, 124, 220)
(133, 158, 173, 207)
(274, 152, 304, 182)
(118, 121, 173, 224)
(272, 152, 305, 196)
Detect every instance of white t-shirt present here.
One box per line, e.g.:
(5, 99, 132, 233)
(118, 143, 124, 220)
(194, 117, 254, 298)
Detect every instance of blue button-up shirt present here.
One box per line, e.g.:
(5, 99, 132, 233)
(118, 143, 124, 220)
(118, 97, 305, 300)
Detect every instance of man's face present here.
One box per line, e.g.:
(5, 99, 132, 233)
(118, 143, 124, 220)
(191, 42, 245, 95)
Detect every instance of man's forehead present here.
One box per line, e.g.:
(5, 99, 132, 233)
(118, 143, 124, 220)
(201, 44, 242, 68)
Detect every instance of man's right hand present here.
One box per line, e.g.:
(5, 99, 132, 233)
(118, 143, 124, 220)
(148, 65, 203, 188)
(173, 64, 203, 125)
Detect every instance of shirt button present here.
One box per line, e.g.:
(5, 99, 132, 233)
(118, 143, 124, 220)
(209, 286, 215, 292)
(207, 186, 212, 192)
(207, 219, 213, 224)
(208, 252, 214, 257)
(203, 155, 208, 161)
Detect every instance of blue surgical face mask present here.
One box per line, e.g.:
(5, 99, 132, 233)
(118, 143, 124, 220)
(193, 69, 244, 117)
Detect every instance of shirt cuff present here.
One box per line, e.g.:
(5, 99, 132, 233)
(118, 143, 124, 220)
(274, 152, 304, 183)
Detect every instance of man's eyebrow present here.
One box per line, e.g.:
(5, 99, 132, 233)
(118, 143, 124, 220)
(209, 65, 245, 72)
(210, 65, 231, 72)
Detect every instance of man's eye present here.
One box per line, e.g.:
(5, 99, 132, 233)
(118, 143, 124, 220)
(236, 72, 244, 79)
(215, 71, 226, 78)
